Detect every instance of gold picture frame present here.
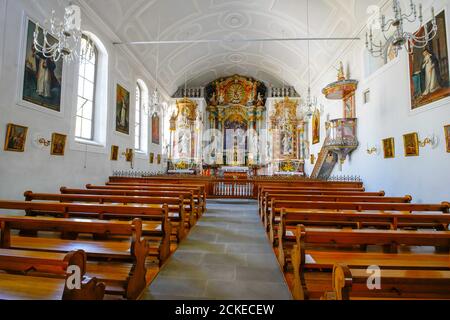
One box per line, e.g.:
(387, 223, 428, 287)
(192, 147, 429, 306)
(157, 154, 161, 165)
(445, 125, 450, 153)
(4, 123, 28, 152)
(403, 132, 419, 157)
(50, 133, 67, 156)
(149, 152, 154, 164)
(382, 138, 395, 159)
(111, 145, 119, 161)
(125, 148, 133, 162)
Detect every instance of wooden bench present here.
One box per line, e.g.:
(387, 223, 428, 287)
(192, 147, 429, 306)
(87, 184, 206, 215)
(268, 200, 449, 245)
(259, 190, 384, 218)
(327, 263, 450, 300)
(289, 225, 450, 300)
(0, 213, 150, 299)
(61, 187, 200, 221)
(0, 248, 105, 300)
(262, 194, 411, 231)
(106, 182, 207, 212)
(277, 208, 450, 270)
(24, 191, 189, 242)
(0, 200, 171, 266)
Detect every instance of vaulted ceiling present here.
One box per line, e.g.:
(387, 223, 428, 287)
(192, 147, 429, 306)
(80, 0, 385, 97)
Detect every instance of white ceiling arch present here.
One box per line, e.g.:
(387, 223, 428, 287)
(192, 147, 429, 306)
(81, 0, 385, 96)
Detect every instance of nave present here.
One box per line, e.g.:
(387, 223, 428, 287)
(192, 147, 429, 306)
(145, 200, 291, 300)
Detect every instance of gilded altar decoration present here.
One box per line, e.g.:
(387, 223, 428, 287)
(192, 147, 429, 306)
(312, 109, 320, 145)
(204, 75, 267, 167)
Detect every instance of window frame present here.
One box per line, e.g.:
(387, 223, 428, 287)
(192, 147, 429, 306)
(75, 34, 99, 142)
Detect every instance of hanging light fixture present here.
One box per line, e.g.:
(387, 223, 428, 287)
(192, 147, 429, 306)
(33, 2, 85, 63)
(366, 0, 437, 58)
(146, 14, 161, 116)
(301, 0, 323, 120)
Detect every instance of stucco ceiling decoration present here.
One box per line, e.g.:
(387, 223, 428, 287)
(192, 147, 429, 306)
(80, 0, 386, 97)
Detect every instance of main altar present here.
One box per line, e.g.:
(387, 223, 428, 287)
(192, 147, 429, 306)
(166, 74, 306, 176)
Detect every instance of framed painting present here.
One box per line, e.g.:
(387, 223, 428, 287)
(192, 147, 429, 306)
(50, 133, 67, 156)
(157, 154, 161, 165)
(409, 10, 450, 110)
(149, 152, 154, 164)
(403, 132, 419, 157)
(382, 137, 395, 159)
(4, 123, 28, 152)
(445, 125, 450, 153)
(152, 113, 160, 145)
(22, 19, 63, 112)
(125, 148, 133, 162)
(111, 145, 119, 161)
(116, 84, 130, 135)
(312, 109, 320, 145)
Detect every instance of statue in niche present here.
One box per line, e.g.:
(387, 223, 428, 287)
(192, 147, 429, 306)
(256, 92, 264, 107)
(178, 132, 190, 156)
(282, 131, 293, 156)
(210, 92, 217, 106)
(218, 90, 225, 105)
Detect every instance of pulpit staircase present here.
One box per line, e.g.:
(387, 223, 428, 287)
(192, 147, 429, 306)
(310, 138, 338, 180)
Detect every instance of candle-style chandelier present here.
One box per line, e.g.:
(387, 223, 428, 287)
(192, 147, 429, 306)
(366, 0, 437, 58)
(33, 3, 89, 63)
(301, 0, 323, 120)
(145, 14, 161, 116)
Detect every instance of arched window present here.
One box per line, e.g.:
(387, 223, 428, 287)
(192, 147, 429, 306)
(135, 83, 143, 150)
(135, 79, 149, 153)
(75, 35, 98, 140)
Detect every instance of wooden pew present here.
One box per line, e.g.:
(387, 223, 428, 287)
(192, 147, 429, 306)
(24, 191, 189, 242)
(259, 190, 384, 218)
(61, 187, 200, 222)
(0, 249, 105, 300)
(290, 225, 450, 300)
(106, 182, 207, 213)
(268, 199, 447, 245)
(277, 208, 450, 270)
(328, 263, 450, 300)
(0, 213, 149, 299)
(0, 200, 171, 267)
(87, 184, 206, 215)
(262, 194, 410, 231)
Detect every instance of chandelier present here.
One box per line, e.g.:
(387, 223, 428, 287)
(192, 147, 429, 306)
(366, 0, 437, 58)
(145, 15, 161, 116)
(33, 4, 84, 63)
(300, 0, 323, 120)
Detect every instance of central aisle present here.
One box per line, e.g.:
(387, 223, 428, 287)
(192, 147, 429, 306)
(143, 199, 292, 300)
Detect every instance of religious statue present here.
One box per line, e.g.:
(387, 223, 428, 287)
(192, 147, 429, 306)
(256, 92, 264, 107)
(178, 132, 190, 156)
(210, 92, 217, 106)
(337, 61, 345, 80)
(282, 131, 293, 155)
(218, 91, 225, 105)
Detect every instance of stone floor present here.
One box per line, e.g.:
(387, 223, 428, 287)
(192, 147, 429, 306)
(142, 199, 292, 300)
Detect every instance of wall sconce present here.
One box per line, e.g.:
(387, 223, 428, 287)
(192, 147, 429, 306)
(33, 133, 51, 150)
(366, 144, 380, 155)
(419, 134, 439, 149)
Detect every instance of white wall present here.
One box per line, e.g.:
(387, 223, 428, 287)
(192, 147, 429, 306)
(305, 0, 450, 203)
(0, 0, 163, 200)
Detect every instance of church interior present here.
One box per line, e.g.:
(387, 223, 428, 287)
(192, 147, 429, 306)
(0, 0, 449, 302)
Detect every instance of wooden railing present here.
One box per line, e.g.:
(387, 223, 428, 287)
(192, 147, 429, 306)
(211, 180, 255, 198)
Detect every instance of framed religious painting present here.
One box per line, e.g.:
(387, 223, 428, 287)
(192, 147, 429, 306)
(152, 113, 160, 145)
(444, 125, 450, 153)
(382, 137, 395, 159)
(149, 152, 154, 164)
(409, 10, 450, 110)
(157, 154, 161, 165)
(21, 19, 63, 112)
(403, 132, 419, 157)
(111, 145, 119, 161)
(116, 84, 130, 135)
(4, 123, 28, 152)
(312, 109, 320, 145)
(50, 133, 67, 156)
